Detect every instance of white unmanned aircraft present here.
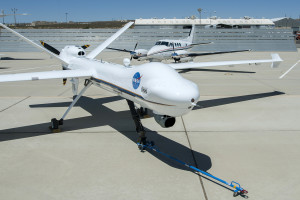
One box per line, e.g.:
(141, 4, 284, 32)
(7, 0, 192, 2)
(108, 25, 249, 62)
(0, 22, 282, 148)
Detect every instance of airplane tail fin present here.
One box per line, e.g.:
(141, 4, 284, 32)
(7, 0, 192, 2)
(271, 53, 283, 68)
(185, 24, 195, 43)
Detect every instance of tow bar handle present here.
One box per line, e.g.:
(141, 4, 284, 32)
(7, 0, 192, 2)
(138, 142, 249, 198)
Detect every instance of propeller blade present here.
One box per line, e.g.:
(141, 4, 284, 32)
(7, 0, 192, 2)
(130, 42, 139, 60)
(81, 45, 90, 49)
(171, 43, 180, 63)
(134, 42, 138, 51)
(40, 41, 60, 55)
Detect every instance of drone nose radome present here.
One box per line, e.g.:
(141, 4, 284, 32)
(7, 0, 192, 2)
(147, 79, 200, 108)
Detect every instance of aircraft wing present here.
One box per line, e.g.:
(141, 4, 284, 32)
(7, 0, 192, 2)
(191, 42, 213, 46)
(0, 69, 93, 83)
(169, 54, 283, 70)
(0, 23, 69, 65)
(86, 22, 134, 59)
(107, 47, 134, 53)
(186, 49, 250, 57)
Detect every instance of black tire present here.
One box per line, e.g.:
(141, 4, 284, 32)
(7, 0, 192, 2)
(233, 192, 239, 197)
(51, 118, 59, 129)
(59, 119, 64, 125)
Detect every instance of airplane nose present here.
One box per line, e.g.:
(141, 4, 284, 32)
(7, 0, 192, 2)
(147, 79, 200, 107)
(147, 46, 160, 56)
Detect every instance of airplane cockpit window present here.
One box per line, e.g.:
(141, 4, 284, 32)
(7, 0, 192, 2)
(155, 41, 161, 45)
(161, 41, 169, 46)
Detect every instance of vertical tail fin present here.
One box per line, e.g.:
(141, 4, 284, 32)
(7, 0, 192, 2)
(185, 24, 195, 43)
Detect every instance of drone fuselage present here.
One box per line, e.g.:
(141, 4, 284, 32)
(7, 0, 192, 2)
(67, 57, 200, 117)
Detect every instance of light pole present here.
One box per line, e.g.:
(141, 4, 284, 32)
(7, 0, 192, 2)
(11, 8, 17, 25)
(1, 10, 4, 24)
(197, 8, 202, 25)
(65, 12, 68, 23)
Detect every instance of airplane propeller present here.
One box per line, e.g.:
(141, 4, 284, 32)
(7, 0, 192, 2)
(40, 41, 90, 85)
(171, 43, 179, 63)
(81, 45, 90, 49)
(130, 42, 138, 60)
(107, 42, 144, 60)
(40, 41, 90, 55)
(40, 41, 60, 55)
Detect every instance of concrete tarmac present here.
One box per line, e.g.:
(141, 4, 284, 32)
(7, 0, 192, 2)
(0, 50, 300, 200)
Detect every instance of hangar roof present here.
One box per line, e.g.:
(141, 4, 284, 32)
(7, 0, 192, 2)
(135, 18, 274, 26)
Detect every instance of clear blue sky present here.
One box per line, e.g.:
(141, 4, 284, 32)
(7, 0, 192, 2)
(1, 0, 299, 23)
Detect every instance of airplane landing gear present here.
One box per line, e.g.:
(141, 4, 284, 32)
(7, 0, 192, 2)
(50, 118, 63, 133)
(126, 100, 150, 151)
(49, 79, 92, 132)
(137, 107, 150, 118)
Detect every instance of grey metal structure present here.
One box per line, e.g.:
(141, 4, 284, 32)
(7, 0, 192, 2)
(0, 26, 297, 52)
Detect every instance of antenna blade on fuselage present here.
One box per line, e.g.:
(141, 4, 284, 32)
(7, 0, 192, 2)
(86, 22, 134, 59)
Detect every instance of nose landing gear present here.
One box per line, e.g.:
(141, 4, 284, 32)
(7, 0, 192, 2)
(126, 100, 153, 151)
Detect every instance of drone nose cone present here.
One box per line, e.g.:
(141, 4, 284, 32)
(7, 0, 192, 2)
(169, 81, 200, 106)
(148, 79, 200, 107)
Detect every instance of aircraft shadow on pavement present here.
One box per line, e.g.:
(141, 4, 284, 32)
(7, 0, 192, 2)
(0, 57, 44, 61)
(0, 91, 285, 173)
(194, 91, 285, 110)
(0, 96, 211, 172)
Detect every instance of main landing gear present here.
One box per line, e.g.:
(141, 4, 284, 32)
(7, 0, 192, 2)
(126, 100, 153, 151)
(49, 79, 92, 132)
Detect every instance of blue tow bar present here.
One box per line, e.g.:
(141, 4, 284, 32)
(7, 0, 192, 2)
(138, 142, 249, 198)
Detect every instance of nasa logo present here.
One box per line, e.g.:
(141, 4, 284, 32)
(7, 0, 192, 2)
(132, 72, 142, 89)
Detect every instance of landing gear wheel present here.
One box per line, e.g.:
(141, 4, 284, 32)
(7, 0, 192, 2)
(51, 118, 59, 129)
(137, 136, 147, 151)
(58, 118, 63, 125)
(137, 107, 149, 118)
(138, 144, 144, 151)
(50, 118, 61, 133)
(233, 191, 239, 197)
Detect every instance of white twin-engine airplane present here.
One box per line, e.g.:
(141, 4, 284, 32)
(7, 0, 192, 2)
(0, 22, 282, 148)
(108, 25, 250, 63)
